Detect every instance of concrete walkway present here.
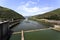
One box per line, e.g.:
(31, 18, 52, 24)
(13, 28, 52, 34)
(12, 30, 24, 40)
(12, 32, 21, 34)
(21, 30, 24, 40)
(12, 27, 60, 35)
(24, 27, 52, 33)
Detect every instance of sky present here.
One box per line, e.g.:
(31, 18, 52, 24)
(0, 0, 60, 16)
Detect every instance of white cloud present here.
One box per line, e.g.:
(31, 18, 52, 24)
(16, 1, 53, 16)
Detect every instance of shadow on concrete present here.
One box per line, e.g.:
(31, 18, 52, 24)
(3, 29, 13, 40)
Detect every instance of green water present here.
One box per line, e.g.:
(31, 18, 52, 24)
(10, 33, 21, 40)
(24, 29, 60, 40)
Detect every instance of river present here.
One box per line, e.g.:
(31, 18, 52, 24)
(11, 18, 49, 32)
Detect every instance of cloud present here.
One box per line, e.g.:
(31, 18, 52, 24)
(16, 1, 53, 16)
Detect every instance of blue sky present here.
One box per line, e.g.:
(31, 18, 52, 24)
(0, 0, 60, 16)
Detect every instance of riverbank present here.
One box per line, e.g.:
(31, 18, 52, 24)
(28, 18, 60, 28)
(28, 18, 53, 27)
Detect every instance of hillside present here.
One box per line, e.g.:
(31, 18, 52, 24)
(0, 6, 25, 20)
(31, 8, 60, 20)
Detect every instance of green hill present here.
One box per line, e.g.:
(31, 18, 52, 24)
(0, 6, 25, 20)
(32, 8, 60, 20)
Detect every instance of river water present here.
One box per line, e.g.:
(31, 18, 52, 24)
(11, 19, 48, 32)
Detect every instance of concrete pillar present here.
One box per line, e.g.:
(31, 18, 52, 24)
(0, 21, 9, 40)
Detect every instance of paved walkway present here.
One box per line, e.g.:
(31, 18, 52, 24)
(13, 28, 52, 34)
(21, 30, 24, 40)
(12, 32, 21, 34)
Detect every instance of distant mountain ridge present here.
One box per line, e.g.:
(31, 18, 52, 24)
(24, 16, 31, 18)
(0, 6, 25, 20)
(32, 8, 60, 20)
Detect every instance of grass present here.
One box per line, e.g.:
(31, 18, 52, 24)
(9, 33, 21, 40)
(24, 29, 60, 40)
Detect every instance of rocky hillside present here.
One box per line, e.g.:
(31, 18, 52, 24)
(0, 6, 25, 20)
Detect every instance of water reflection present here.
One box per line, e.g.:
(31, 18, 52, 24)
(11, 18, 47, 32)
